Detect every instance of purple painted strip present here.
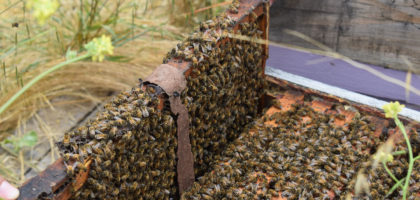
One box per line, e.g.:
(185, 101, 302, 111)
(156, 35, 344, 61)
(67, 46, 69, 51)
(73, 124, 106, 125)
(267, 45, 420, 108)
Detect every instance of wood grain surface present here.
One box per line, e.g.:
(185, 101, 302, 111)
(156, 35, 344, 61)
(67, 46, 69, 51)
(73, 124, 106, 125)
(269, 0, 420, 73)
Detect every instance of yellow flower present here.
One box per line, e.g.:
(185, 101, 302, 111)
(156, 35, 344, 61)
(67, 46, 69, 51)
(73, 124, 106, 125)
(26, 0, 59, 25)
(84, 35, 114, 62)
(382, 101, 404, 118)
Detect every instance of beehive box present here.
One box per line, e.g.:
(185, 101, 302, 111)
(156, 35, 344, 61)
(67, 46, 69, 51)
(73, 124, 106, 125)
(17, 0, 420, 199)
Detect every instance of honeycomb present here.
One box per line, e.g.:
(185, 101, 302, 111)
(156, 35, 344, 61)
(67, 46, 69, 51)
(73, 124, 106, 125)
(166, 7, 266, 177)
(181, 93, 420, 199)
(57, 84, 178, 199)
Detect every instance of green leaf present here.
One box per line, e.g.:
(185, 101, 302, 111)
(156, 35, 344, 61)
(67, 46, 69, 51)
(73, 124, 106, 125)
(106, 55, 132, 63)
(102, 25, 117, 38)
(3, 138, 13, 145)
(21, 60, 43, 74)
(87, 24, 102, 31)
(16, 131, 38, 149)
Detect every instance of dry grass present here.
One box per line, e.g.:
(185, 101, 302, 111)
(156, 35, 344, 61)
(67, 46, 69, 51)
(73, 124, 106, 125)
(0, 1, 181, 134)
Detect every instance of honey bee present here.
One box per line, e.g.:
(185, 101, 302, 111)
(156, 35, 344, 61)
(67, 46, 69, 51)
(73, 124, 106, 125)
(102, 160, 111, 168)
(111, 188, 120, 196)
(95, 133, 108, 140)
(122, 131, 133, 142)
(130, 182, 139, 191)
(63, 153, 72, 162)
(141, 107, 149, 118)
(66, 162, 78, 177)
(392, 166, 404, 176)
(137, 161, 147, 168)
(77, 127, 87, 139)
(76, 161, 87, 171)
(121, 173, 129, 181)
(96, 183, 106, 192)
(126, 116, 137, 126)
(63, 133, 71, 147)
(109, 126, 118, 139)
(120, 182, 128, 192)
(88, 127, 96, 139)
(102, 170, 112, 179)
(228, 4, 238, 14)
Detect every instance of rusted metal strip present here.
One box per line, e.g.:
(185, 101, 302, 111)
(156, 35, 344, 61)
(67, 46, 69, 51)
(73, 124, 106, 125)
(145, 64, 194, 193)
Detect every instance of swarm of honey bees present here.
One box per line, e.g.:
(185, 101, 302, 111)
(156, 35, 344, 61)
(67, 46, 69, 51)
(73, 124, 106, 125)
(57, 83, 179, 199)
(54, 0, 419, 198)
(181, 101, 420, 199)
(56, 0, 267, 198)
(164, 7, 265, 176)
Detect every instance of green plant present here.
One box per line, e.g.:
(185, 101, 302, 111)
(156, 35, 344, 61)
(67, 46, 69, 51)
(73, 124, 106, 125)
(0, 0, 180, 134)
(0, 35, 114, 116)
(0, 130, 39, 182)
(1, 131, 38, 154)
(378, 101, 420, 199)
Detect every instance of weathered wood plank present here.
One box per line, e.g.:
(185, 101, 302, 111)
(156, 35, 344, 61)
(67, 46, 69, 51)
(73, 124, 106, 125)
(269, 1, 341, 49)
(23, 100, 100, 181)
(269, 0, 420, 73)
(338, 0, 420, 73)
(274, 0, 343, 13)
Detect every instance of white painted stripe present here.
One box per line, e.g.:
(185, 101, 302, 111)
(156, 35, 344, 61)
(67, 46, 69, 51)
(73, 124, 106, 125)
(265, 66, 420, 121)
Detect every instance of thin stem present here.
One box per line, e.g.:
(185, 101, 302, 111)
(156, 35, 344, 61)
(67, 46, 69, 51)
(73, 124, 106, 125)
(394, 117, 414, 200)
(0, 0, 23, 16)
(383, 161, 403, 189)
(1, 28, 53, 62)
(19, 150, 24, 182)
(386, 177, 406, 197)
(392, 150, 406, 156)
(0, 143, 18, 157)
(0, 54, 90, 116)
(0, 144, 40, 171)
(0, 164, 19, 183)
(414, 155, 420, 161)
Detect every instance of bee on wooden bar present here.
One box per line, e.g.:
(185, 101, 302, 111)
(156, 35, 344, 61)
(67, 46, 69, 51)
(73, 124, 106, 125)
(63, 133, 71, 147)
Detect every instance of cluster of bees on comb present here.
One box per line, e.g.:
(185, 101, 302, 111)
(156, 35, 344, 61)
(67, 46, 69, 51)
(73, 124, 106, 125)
(55, 0, 267, 199)
(53, 0, 419, 198)
(164, 1, 266, 176)
(181, 98, 420, 199)
(57, 83, 179, 199)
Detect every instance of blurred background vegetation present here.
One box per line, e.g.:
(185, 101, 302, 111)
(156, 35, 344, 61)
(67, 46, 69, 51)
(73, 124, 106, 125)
(0, 0, 230, 185)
